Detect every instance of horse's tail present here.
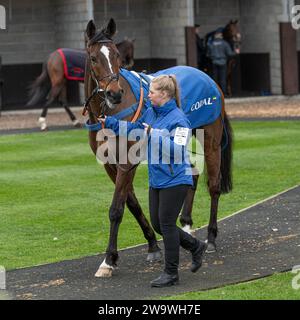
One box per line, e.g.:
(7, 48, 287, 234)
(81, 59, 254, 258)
(220, 111, 233, 194)
(26, 61, 51, 106)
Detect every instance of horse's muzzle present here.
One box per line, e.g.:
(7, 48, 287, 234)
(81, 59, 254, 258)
(106, 90, 123, 105)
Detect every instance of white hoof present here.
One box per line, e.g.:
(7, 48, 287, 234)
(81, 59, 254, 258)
(72, 119, 81, 127)
(95, 267, 113, 278)
(182, 225, 193, 235)
(95, 259, 114, 278)
(38, 117, 47, 131)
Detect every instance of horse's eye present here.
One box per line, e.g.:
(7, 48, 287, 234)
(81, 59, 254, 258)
(90, 56, 97, 64)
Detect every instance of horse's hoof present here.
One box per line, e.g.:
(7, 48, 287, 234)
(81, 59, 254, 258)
(147, 250, 162, 262)
(182, 225, 193, 235)
(95, 267, 113, 278)
(38, 117, 47, 131)
(72, 120, 81, 128)
(206, 242, 216, 253)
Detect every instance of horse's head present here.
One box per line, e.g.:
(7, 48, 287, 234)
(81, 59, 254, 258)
(223, 20, 241, 51)
(86, 19, 123, 108)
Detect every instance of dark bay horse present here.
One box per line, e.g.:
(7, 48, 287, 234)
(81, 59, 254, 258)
(203, 20, 241, 96)
(84, 19, 233, 277)
(26, 39, 135, 131)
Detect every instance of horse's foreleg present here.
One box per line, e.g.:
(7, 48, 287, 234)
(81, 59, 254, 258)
(95, 169, 131, 278)
(126, 186, 161, 262)
(179, 164, 199, 234)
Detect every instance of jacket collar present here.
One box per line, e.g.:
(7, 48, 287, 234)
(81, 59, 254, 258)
(152, 99, 178, 116)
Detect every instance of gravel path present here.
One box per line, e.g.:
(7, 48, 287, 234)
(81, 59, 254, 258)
(0, 96, 299, 132)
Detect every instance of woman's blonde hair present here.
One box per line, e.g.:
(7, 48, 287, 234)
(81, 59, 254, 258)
(151, 74, 181, 107)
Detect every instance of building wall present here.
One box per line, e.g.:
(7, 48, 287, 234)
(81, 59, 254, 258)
(239, 0, 283, 94)
(150, 0, 194, 65)
(0, 0, 56, 64)
(194, 0, 289, 94)
(93, 0, 151, 59)
(94, 0, 193, 65)
(194, 0, 240, 35)
(55, 0, 92, 49)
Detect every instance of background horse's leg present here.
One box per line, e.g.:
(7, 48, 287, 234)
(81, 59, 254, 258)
(38, 84, 62, 131)
(179, 164, 199, 234)
(58, 82, 80, 127)
(203, 119, 223, 253)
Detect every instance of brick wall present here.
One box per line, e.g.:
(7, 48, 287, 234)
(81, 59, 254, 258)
(239, 0, 283, 94)
(94, 0, 193, 64)
(55, 0, 91, 49)
(0, 0, 56, 64)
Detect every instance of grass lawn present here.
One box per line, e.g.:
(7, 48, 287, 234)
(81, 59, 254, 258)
(161, 271, 300, 300)
(0, 121, 299, 272)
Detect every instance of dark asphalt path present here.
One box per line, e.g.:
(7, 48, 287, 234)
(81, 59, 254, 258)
(5, 186, 300, 300)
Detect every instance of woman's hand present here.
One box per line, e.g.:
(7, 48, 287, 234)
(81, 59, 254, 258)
(143, 123, 152, 135)
(98, 115, 107, 124)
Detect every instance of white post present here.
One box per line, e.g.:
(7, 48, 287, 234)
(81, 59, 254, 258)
(187, 0, 194, 26)
(86, 0, 94, 21)
(0, 266, 6, 290)
(0, 5, 6, 30)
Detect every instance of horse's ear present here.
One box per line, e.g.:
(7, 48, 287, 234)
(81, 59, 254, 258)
(103, 18, 117, 38)
(86, 20, 96, 40)
(234, 19, 238, 24)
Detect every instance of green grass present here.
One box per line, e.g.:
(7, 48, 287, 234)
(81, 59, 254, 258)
(0, 121, 299, 271)
(161, 271, 300, 300)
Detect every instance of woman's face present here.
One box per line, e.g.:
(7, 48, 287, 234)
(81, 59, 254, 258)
(148, 83, 168, 106)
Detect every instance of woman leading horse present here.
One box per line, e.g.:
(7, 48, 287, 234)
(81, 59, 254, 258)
(84, 19, 233, 277)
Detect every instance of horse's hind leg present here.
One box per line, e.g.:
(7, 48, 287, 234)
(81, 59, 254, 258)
(126, 185, 161, 262)
(38, 84, 62, 131)
(179, 164, 199, 234)
(204, 121, 222, 253)
(58, 82, 80, 127)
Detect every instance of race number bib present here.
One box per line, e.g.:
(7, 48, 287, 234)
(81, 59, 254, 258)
(174, 127, 189, 146)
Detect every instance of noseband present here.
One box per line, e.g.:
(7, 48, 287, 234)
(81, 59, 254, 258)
(82, 39, 120, 118)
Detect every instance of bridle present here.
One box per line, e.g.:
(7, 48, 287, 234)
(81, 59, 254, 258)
(82, 39, 120, 118)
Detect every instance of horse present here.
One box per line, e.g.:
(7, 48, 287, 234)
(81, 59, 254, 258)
(202, 20, 241, 97)
(26, 39, 135, 131)
(84, 18, 233, 277)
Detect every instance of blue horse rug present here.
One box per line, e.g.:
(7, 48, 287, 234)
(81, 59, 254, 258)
(120, 66, 222, 129)
(57, 48, 86, 81)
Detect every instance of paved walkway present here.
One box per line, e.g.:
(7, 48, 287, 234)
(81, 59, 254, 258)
(4, 186, 300, 300)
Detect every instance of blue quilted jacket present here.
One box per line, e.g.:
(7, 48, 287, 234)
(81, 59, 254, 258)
(105, 99, 193, 189)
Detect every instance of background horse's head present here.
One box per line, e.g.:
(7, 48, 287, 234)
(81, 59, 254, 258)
(116, 38, 135, 70)
(223, 19, 241, 51)
(86, 18, 123, 107)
